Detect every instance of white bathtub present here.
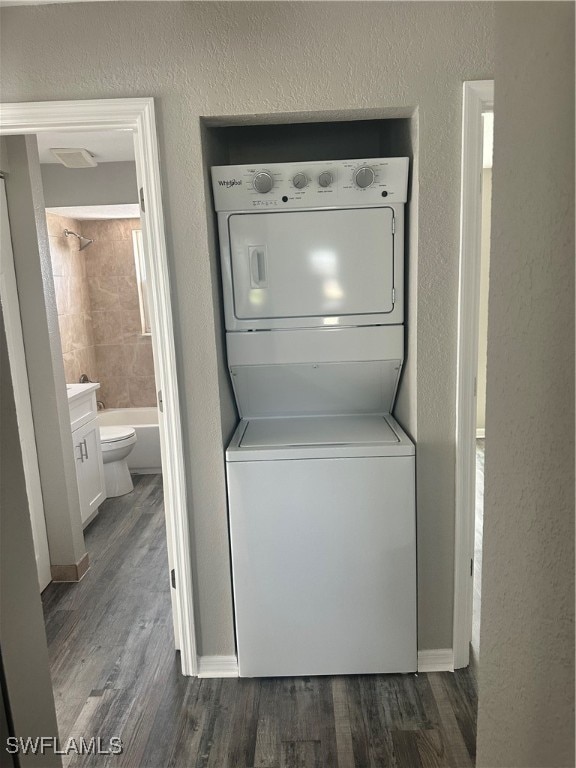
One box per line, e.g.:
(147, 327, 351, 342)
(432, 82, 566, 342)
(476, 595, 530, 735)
(97, 407, 162, 474)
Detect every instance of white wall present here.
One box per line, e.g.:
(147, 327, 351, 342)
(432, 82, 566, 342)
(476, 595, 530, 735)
(41, 161, 138, 207)
(477, 3, 575, 766)
(1, 305, 61, 767)
(4, 135, 86, 569)
(0, 1, 494, 655)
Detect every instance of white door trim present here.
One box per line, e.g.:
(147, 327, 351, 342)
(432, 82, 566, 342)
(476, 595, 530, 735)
(453, 80, 494, 669)
(0, 98, 198, 676)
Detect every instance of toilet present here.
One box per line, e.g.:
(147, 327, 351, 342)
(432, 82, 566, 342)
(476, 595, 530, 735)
(99, 425, 137, 497)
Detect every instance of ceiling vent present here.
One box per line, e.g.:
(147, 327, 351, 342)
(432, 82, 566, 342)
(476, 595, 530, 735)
(49, 148, 97, 168)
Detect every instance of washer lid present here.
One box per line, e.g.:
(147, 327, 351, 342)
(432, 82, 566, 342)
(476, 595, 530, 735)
(241, 415, 398, 448)
(100, 425, 136, 443)
(227, 414, 414, 461)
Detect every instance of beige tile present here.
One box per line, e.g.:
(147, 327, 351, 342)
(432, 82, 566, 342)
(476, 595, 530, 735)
(121, 308, 144, 341)
(91, 310, 124, 345)
(68, 314, 89, 351)
(46, 213, 61, 239)
(117, 275, 139, 310)
(83, 314, 96, 348)
(95, 343, 132, 379)
(53, 275, 70, 315)
(130, 341, 154, 377)
(98, 377, 131, 409)
(85, 241, 124, 279)
(113, 239, 137, 277)
(49, 236, 67, 276)
(76, 347, 98, 382)
(58, 315, 74, 354)
(128, 376, 157, 408)
(68, 275, 87, 315)
(63, 351, 80, 384)
(69, 248, 87, 278)
(88, 275, 120, 312)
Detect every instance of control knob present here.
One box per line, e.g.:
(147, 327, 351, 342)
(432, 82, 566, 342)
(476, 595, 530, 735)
(318, 171, 333, 188)
(253, 171, 274, 194)
(354, 166, 375, 189)
(292, 172, 308, 189)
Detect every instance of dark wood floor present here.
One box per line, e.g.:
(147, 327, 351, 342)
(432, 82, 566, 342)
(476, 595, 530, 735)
(42, 474, 478, 768)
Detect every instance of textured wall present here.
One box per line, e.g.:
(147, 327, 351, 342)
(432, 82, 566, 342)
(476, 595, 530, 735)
(46, 213, 98, 384)
(81, 218, 156, 408)
(477, 3, 575, 766)
(0, 306, 61, 767)
(0, 2, 494, 655)
(4, 137, 85, 568)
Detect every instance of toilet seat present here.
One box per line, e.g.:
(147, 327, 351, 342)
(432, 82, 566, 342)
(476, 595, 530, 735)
(100, 425, 136, 444)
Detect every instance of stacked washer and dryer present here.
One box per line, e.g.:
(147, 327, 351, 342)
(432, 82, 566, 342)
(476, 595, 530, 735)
(211, 157, 416, 678)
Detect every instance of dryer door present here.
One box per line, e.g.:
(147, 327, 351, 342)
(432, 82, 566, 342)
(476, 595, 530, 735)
(228, 207, 394, 324)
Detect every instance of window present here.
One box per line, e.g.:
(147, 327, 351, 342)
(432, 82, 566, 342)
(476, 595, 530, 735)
(132, 229, 152, 335)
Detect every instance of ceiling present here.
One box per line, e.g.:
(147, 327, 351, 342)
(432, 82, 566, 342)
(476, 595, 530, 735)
(36, 130, 135, 165)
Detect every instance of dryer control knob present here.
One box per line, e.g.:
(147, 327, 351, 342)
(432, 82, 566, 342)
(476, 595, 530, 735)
(354, 166, 375, 189)
(318, 171, 333, 188)
(292, 172, 308, 189)
(253, 171, 274, 194)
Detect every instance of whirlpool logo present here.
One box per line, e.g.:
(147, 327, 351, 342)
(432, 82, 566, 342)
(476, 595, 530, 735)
(218, 179, 242, 188)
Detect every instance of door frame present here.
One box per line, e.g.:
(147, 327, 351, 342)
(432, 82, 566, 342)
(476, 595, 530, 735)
(0, 98, 198, 676)
(453, 80, 494, 669)
(0, 176, 52, 591)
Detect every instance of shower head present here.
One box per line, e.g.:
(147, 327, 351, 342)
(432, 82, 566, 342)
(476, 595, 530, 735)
(63, 229, 94, 251)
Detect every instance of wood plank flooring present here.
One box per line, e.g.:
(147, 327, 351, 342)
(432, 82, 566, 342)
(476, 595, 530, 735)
(42, 474, 478, 768)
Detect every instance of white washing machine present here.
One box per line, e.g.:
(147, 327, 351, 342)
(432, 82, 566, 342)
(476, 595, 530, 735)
(212, 157, 416, 677)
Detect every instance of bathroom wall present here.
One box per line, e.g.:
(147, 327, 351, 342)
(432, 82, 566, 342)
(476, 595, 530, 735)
(41, 161, 138, 207)
(46, 214, 155, 408)
(46, 212, 98, 384)
(81, 218, 156, 409)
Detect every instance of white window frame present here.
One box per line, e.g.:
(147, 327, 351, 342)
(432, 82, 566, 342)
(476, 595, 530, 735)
(132, 229, 152, 336)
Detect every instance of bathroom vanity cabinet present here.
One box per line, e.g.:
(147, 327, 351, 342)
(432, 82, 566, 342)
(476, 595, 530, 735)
(67, 384, 106, 527)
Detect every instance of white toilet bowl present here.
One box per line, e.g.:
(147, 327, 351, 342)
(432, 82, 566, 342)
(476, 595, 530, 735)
(100, 425, 137, 497)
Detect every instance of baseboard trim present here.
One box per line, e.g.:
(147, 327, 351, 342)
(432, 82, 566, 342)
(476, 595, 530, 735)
(476, 428, 485, 439)
(50, 551, 90, 583)
(197, 655, 239, 678)
(417, 649, 454, 672)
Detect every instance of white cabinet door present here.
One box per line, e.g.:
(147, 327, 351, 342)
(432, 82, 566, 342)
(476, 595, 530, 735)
(72, 419, 106, 525)
(229, 207, 394, 320)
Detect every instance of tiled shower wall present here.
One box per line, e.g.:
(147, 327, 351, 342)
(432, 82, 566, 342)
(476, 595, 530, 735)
(47, 213, 98, 383)
(47, 214, 156, 408)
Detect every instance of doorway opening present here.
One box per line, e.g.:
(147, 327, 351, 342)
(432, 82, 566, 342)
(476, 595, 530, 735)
(0, 102, 197, 725)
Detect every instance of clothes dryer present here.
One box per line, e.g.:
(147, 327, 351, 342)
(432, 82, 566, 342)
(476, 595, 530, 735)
(211, 157, 416, 676)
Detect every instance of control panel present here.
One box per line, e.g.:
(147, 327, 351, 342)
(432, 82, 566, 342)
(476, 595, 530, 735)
(211, 157, 409, 211)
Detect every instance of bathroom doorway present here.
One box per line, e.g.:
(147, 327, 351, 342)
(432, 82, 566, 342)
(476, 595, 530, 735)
(0, 100, 196, 683)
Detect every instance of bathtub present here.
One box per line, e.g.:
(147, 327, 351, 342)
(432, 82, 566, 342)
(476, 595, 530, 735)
(97, 407, 162, 474)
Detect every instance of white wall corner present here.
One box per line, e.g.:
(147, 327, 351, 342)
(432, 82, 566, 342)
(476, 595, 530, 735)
(417, 649, 455, 673)
(197, 655, 239, 679)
